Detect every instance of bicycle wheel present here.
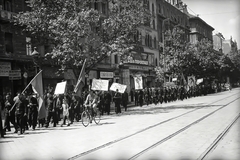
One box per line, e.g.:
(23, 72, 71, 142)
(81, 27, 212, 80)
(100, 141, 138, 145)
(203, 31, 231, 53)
(93, 109, 101, 124)
(81, 111, 90, 127)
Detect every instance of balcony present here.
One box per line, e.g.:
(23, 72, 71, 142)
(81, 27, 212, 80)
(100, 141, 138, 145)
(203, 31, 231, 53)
(0, 10, 17, 22)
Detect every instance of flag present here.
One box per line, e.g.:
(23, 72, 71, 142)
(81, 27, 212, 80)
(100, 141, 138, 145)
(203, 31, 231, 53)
(74, 59, 86, 95)
(31, 70, 46, 119)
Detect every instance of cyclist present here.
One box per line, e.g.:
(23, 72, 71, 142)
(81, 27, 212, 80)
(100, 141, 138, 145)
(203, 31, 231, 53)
(83, 90, 99, 123)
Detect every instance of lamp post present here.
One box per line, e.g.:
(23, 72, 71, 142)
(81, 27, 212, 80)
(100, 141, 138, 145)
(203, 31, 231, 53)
(30, 47, 40, 74)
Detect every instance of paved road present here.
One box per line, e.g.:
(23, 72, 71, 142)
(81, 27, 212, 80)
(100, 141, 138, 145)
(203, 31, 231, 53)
(0, 88, 239, 160)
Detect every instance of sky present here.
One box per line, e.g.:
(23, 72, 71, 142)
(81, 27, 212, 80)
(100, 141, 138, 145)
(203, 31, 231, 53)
(182, 0, 240, 46)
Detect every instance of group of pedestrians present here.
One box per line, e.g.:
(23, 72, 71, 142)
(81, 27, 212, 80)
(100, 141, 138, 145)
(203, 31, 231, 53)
(0, 82, 221, 138)
(0, 88, 130, 137)
(131, 83, 214, 107)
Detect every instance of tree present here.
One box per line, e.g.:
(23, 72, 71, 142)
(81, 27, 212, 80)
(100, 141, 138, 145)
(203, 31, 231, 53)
(155, 26, 226, 85)
(15, 0, 150, 71)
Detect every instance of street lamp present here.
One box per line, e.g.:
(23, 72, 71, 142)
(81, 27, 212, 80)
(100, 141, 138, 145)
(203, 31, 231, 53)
(30, 47, 40, 74)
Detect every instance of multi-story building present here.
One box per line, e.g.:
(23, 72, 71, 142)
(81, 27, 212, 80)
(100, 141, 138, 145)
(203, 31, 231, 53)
(0, 0, 32, 96)
(156, 0, 190, 82)
(178, 2, 214, 44)
(213, 32, 225, 52)
(0, 0, 66, 97)
(88, 0, 159, 92)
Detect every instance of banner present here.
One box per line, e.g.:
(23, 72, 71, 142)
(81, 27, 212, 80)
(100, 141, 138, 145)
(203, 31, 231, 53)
(91, 79, 109, 91)
(134, 76, 143, 90)
(187, 76, 196, 87)
(30, 70, 46, 119)
(54, 81, 67, 95)
(110, 83, 127, 93)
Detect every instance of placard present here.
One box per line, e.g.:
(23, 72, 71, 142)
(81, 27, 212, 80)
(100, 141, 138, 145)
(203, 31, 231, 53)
(54, 81, 67, 95)
(91, 79, 109, 91)
(134, 76, 143, 90)
(110, 83, 127, 93)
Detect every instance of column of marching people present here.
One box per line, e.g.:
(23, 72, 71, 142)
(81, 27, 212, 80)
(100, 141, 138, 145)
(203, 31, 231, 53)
(0, 82, 217, 137)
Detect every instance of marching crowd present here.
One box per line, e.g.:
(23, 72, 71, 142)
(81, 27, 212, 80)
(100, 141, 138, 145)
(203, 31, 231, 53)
(0, 82, 220, 138)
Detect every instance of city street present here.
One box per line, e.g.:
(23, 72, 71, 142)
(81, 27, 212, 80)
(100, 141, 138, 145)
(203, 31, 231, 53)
(0, 88, 240, 160)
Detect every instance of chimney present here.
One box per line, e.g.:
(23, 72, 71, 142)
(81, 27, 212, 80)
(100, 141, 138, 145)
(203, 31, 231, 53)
(182, 4, 188, 14)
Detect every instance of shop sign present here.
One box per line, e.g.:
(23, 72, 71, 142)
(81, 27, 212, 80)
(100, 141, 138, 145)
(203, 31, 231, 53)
(123, 59, 148, 65)
(129, 65, 150, 71)
(100, 72, 114, 78)
(9, 70, 21, 80)
(0, 61, 11, 77)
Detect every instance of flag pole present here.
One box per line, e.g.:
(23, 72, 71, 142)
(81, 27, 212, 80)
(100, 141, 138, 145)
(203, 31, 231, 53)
(9, 70, 43, 112)
(74, 59, 86, 93)
(22, 70, 43, 94)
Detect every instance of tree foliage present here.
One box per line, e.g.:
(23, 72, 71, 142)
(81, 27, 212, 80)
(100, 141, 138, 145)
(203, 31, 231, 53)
(15, 0, 150, 70)
(155, 26, 234, 83)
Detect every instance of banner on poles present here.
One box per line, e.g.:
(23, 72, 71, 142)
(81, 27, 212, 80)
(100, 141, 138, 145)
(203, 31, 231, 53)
(110, 83, 127, 93)
(134, 76, 143, 90)
(54, 81, 67, 95)
(91, 79, 109, 91)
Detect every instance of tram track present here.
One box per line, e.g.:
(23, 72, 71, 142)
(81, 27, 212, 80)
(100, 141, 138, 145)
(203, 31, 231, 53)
(198, 113, 240, 160)
(68, 92, 240, 160)
(129, 96, 240, 160)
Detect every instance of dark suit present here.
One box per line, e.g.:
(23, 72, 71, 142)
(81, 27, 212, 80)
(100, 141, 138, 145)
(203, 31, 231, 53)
(113, 92, 122, 114)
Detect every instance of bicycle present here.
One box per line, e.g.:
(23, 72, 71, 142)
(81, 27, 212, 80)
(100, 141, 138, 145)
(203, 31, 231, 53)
(81, 103, 101, 127)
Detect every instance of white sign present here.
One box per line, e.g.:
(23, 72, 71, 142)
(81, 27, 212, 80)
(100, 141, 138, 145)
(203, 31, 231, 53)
(100, 72, 114, 78)
(188, 76, 196, 87)
(110, 83, 127, 93)
(0, 62, 11, 77)
(134, 76, 143, 90)
(91, 79, 109, 91)
(54, 81, 67, 95)
(172, 77, 177, 81)
(9, 70, 21, 80)
(196, 78, 203, 85)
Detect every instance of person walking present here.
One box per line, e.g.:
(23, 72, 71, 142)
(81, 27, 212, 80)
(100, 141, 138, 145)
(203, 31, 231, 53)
(0, 95, 5, 138)
(61, 98, 70, 127)
(122, 90, 128, 111)
(113, 89, 122, 114)
(14, 94, 27, 134)
(4, 94, 17, 133)
(103, 91, 111, 115)
(138, 90, 144, 107)
(130, 88, 134, 102)
(45, 93, 56, 128)
(27, 94, 38, 130)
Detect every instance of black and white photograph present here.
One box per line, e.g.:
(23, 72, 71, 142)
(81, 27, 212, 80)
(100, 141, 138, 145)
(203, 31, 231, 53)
(0, 0, 239, 160)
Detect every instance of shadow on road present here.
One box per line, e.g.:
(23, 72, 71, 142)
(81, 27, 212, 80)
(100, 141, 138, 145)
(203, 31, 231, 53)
(122, 104, 222, 116)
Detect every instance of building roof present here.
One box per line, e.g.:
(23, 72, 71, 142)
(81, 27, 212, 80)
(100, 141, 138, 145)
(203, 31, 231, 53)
(187, 13, 214, 31)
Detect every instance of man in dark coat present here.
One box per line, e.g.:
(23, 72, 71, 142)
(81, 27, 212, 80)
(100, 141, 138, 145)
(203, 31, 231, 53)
(14, 94, 27, 134)
(122, 90, 128, 111)
(103, 91, 112, 115)
(113, 89, 122, 114)
(28, 94, 38, 130)
(45, 93, 56, 127)
(4, 94, 17, 133)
